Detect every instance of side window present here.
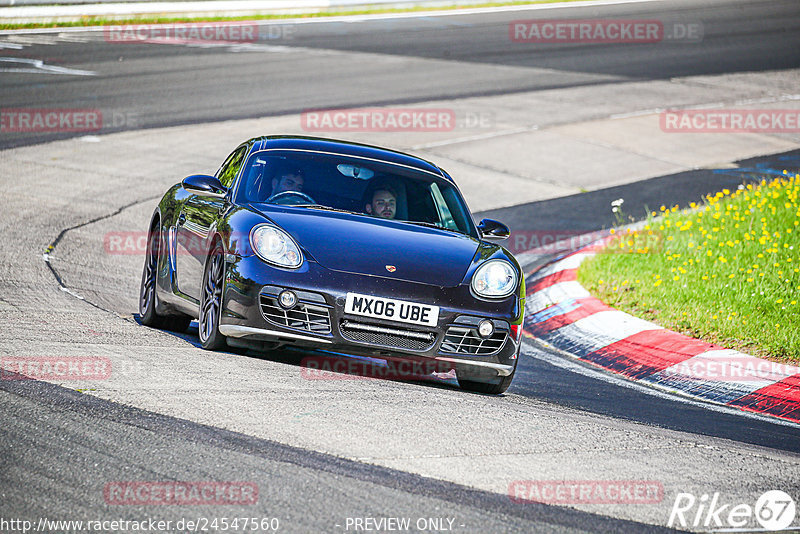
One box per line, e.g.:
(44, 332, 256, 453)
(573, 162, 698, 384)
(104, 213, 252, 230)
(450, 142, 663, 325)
(216, 145, 248, 188)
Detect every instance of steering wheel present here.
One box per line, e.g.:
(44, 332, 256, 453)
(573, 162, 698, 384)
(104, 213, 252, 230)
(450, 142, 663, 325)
(265, 190, 317, 205)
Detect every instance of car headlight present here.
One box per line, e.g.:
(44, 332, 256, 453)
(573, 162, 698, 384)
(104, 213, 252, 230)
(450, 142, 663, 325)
(471, 260, 517, 298)
(250, 224, 303, 269)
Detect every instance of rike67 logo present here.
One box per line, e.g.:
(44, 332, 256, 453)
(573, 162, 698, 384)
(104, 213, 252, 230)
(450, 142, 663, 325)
(668, 490, 796, 530)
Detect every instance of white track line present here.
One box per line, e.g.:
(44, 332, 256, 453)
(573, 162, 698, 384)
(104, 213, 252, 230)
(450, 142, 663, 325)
(0, 0, 668, 34)
(0, 57, 96, 75)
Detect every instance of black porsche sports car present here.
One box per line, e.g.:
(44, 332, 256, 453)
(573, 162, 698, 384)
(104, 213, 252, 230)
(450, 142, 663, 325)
(139, 136, 525, 393)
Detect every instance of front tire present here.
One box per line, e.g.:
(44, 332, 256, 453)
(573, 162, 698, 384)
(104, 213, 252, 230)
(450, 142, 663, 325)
(139, 224, 190, 333)
(199, 240, 228, 350)
(456, 361, 516, 394)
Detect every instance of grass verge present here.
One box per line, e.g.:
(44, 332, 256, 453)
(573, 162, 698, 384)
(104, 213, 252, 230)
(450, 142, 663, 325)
(577, 173, 800, 363)
(0, 0, 585, 31)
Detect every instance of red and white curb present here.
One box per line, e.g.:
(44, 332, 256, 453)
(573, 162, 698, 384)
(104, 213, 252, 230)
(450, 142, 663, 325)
(522, 248, 800, 424)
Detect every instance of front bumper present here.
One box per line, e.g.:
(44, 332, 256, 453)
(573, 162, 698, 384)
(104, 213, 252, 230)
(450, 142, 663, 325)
(220, 255, 523, 377)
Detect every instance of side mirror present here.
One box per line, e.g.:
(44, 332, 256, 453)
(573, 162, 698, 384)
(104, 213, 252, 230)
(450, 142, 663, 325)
(477, 218, 510, 240)
(182, 174, 226, 197)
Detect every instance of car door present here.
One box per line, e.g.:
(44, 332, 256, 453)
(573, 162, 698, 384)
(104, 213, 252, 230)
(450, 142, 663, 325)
(175, 144, 248, 302)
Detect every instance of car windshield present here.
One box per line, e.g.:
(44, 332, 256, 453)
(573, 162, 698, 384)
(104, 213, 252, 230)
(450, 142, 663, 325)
(235, 149, 477, 237)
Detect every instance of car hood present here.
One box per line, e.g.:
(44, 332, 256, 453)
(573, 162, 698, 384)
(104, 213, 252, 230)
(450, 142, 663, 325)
(255, 206, 479, 287)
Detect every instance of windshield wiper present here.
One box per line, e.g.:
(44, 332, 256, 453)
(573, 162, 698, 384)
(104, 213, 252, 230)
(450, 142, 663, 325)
(301, 204, 360, 215)
(405, 221, 461, 234)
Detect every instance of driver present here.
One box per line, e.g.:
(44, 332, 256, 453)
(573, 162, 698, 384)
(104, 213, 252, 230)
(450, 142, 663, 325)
(271, 169, 304, 196)
(365, 186, 397, 219)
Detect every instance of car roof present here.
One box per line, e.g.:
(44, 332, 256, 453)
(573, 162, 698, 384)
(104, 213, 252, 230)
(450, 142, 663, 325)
(247, 135, 452, 182)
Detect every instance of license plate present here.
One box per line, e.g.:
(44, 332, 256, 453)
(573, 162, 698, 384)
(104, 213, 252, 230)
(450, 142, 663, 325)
(344, 293, 439, 328)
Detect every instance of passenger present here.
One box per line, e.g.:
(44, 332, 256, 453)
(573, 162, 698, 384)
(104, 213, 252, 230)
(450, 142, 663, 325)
(365, 186, 397, 219)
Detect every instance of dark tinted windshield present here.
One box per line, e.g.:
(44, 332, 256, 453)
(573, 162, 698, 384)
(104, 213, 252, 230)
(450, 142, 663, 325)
(235, 149, 477, 237)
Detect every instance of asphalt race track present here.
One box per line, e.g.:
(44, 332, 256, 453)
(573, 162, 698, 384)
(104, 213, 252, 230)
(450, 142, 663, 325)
(1, 0, 800, 532)
(2, 0, 800, 149)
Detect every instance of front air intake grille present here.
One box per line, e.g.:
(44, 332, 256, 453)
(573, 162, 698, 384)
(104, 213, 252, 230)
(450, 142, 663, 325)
(441, 326, 507, 355)
(260, 295, 331, 334)
(339, 320, 436, 351)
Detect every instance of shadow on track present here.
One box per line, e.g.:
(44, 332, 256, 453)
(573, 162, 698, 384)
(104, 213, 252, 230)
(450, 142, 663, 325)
(477, 150, 800, 235)
(512, 340, 800, 454)
(132, 315, 466, 392)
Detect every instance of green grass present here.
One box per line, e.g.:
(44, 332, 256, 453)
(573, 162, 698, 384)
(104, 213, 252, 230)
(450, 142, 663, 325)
(0, 0, 586, 30)
(577, 174, 800, 363)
